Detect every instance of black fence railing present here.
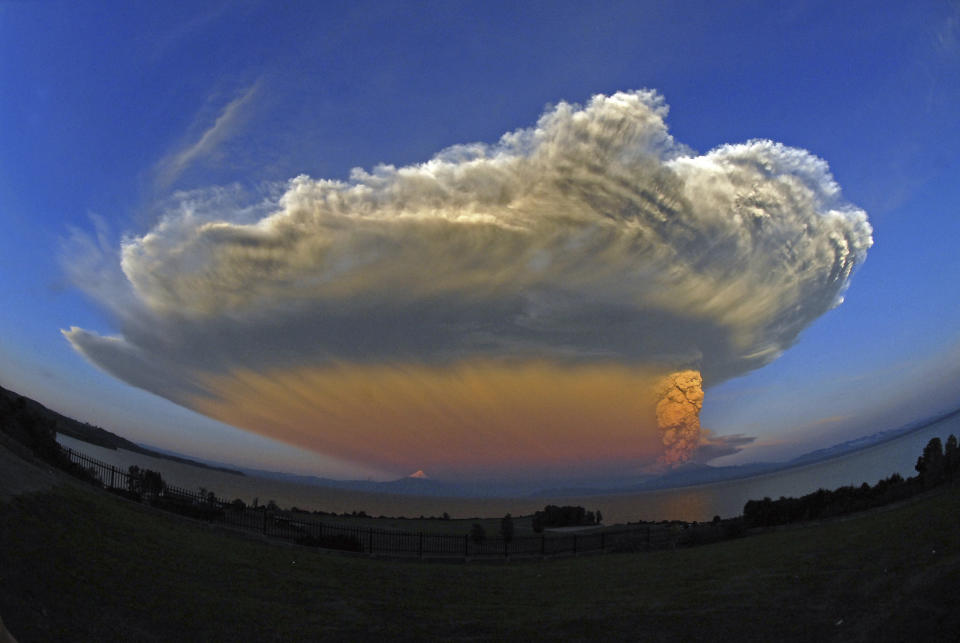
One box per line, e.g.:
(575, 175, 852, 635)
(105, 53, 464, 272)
(62, 445, 685, 558)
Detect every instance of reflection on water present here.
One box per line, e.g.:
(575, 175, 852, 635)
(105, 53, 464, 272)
(57, 411, 960, 525)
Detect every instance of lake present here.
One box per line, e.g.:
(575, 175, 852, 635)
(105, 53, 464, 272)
(57, 411, 960, 525)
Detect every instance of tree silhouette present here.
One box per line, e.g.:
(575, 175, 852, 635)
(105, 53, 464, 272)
(128, 466, 165, 496)
(500, 513, 514, 543)
(945, 434, 959, 472)
(531, 505, 595, 528)
(916, 437, 945, 485)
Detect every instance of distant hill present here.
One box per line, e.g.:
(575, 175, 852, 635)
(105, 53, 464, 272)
(0, 385, 243, 476)
(779, 408, 960, 467)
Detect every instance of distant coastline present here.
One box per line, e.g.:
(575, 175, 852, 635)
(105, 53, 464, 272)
(0, 384, 243, 477)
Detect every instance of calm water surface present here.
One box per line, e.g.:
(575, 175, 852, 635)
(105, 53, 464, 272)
(58, 412, 960, 525)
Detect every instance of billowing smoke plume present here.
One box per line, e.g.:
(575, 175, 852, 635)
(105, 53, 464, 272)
(655, 371, 705, 465)
(63, 90, 872, 476)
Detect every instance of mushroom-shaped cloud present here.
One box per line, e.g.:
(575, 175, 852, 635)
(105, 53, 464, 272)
(64, 90, 872, 479)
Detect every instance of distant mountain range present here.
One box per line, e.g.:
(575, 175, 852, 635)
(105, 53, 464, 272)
(4, 382, 958, 499)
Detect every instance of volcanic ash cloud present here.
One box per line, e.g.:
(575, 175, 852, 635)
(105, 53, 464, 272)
(62, 90, 873, 476)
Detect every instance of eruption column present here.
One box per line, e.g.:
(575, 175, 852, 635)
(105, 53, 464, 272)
(655, 370, 704, 465)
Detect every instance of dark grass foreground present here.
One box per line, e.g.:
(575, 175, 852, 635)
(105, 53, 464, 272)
(1, 481, 959, 641)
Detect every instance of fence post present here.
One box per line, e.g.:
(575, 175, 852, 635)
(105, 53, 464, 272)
(110, 466, 116, 489)
(368, 527, 373, 554)
(504, 538, 508, 558)
(418, 532, 423, 559)
(464, 534, 468, 559)
(262, 511, 268, 535)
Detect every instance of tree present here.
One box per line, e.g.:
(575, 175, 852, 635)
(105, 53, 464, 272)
(128, 466, 165, 496)
(470, 523, 486, 544)
(945, 434, 959, 473)
(917, 437, 945, 485)
(532, 514, 543, 533)
(142, 469, 165, 495)
(127, 465, 143, 495)
(532, 504, 593, 528)
(500, 513, 514, 543)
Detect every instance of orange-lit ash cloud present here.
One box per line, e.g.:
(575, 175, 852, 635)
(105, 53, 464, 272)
(655, 370, 704, 465)
(188, 361, 669, 477)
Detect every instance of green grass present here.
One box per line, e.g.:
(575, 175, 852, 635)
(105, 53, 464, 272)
(1, 480, 959, 641)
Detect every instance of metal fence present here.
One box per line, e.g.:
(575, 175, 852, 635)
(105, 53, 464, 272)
(62, 445, 685, 559)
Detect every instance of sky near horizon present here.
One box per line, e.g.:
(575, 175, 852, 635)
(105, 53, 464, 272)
(1, 1, 959, 484)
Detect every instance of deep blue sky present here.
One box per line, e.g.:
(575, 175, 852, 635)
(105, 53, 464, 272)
(1, 0, 958, 475)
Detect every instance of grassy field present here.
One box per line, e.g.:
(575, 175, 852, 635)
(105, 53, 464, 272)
(1, 478, 959, 642)
(294, 511, 541, 537)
